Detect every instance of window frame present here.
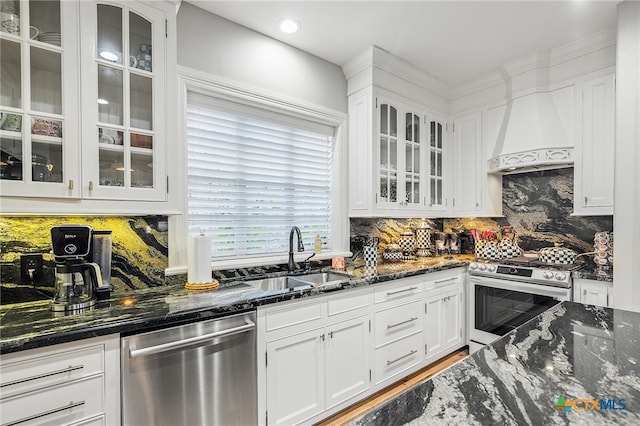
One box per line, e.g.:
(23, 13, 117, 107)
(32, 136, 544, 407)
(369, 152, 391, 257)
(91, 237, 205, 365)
(167, 68, 350, 274)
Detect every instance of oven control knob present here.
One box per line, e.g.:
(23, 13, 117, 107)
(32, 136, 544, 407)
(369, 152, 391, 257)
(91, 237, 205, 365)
(487, 264, 497, 272)
(469, 263, 478, 270)
(478, 264, 487, 271)
(543, 271, 554, 279)
(555, 272, 567, 281)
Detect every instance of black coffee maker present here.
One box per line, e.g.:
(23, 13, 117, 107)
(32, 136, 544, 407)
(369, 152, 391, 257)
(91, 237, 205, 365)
(50, 225, 103, 311)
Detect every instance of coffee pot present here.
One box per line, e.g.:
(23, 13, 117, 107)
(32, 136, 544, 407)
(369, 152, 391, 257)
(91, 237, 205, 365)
(50, 225, 103, 312)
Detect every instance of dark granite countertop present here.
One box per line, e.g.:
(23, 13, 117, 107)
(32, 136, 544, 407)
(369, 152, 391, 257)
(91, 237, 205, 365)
(0, 255, 472, 354)
(350, 301, 640, 425)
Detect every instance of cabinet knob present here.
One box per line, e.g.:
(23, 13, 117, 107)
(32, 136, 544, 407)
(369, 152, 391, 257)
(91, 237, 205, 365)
(320, 334, 325, 341)
(329, 331, 333, 339)
(476, 202, 479, 208)
(68, 180, 74, 190)
(89, 181, 94, 191)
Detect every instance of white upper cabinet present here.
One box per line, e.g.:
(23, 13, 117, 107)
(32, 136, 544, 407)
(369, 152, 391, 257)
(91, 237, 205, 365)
(574, 72, 615, 215)
(80, 0, 166, 201)
(427, 112, 448, 213)
(375, 94, 427, 215)
(347, 87, 451, 218)
(1, 0, 175, 214)
(0, 0, 81, 198)
(450, 112, 481, 215)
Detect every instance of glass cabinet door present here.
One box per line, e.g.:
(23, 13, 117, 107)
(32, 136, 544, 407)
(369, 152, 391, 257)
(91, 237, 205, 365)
(429, 117, 446, 209)
(81, 0, 164, 200)
(404, 111, 421, 207)
(378, 101, 398, 205)
(0, 0, 80, 197)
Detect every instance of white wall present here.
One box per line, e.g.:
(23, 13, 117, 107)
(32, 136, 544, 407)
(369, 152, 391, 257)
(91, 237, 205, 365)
(613, 0, 640, 312)
(176, 2, 347, 113)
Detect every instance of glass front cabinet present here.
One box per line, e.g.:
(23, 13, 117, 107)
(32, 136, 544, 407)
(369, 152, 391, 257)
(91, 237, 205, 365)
(80, 0, 166, 201)
(0, 0, 167, 206)
(376, 96, 427, 213)
(0, 0, 81, 197)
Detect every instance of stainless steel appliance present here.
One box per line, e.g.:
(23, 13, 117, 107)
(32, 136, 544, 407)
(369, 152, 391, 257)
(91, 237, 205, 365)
(468, 259, 578, 354)
(121, 311, 257, 426)
(89, 229, 112, 299)
(50, 224, 103, 311)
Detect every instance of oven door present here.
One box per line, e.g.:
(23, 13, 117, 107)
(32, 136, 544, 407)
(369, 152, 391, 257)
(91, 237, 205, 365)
(469, 275, 571, 350)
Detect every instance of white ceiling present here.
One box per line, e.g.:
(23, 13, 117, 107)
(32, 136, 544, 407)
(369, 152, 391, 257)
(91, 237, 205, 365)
(187, 0, 618, 87)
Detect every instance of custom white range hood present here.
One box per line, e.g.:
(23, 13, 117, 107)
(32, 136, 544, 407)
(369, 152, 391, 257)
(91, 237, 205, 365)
(488, 55, 574, 174)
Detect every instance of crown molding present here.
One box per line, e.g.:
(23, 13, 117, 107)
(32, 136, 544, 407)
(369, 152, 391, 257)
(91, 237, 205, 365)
(451, 28, 616, 101)
(342, 45, 451, 101)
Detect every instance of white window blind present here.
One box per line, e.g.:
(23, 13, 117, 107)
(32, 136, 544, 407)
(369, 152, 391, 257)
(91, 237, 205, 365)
(186, 92, 335, 261)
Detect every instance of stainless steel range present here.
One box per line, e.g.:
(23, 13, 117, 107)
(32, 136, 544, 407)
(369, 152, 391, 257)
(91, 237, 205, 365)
(468, 258, 581, 354)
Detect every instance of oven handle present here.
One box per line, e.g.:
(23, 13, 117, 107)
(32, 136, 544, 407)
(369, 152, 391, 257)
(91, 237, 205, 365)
(469, 276, 571, 299)
(129, 317, 255, 358)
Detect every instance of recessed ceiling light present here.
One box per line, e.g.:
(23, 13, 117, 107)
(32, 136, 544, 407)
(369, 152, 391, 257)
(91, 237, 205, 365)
(97, 98, 109, 105)
(99, 50, 118, 62)
(278, 18, 300, 34)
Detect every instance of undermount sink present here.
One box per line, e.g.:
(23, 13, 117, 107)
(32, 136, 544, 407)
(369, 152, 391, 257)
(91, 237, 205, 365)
(292, 272, 351, 288)
(243, 276, 309, 292)
(244, 271, 351, 292)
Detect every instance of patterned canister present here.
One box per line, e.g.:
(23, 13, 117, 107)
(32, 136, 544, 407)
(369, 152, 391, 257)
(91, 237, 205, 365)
(415, 220, 432, 257)
(364, 245, 377, 267)
(383, 242, 403, 263)
(475, 241, 501, 260)
(398, 228, 416, 255)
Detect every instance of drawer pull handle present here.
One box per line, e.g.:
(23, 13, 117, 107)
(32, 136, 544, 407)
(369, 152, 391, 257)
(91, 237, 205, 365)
(387, 286, 418, 296)
(0, 365, 84, 388)
(387, 350, 418, 366)
(3, 400, 85, 426)
(435, 277, 457, 285)
(387, 317, 418, 329)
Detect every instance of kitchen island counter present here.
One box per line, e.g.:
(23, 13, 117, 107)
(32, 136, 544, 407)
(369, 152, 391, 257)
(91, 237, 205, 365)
(349, 301, 640, 425)
(0, 255, 472, 354)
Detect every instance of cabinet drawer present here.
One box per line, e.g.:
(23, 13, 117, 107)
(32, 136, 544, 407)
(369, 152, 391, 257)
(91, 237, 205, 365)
(265, 301, 323, 333)
(374, 280, 422, 306)
(373, 332, 423, 385)
(327, 291, 370, 323)
(1, 345, 104, 399)
(423, 271, 462, 291)
(374, 300, 423, 348)
(0, 375, 105, 426)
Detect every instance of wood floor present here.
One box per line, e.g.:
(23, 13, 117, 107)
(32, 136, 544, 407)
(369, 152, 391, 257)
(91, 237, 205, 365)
(317, 349, 469, 426)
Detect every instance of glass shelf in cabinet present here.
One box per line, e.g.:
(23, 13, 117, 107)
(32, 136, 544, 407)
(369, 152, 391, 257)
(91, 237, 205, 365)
(31, 134, 62, 145)
(0, 129, 22, 140)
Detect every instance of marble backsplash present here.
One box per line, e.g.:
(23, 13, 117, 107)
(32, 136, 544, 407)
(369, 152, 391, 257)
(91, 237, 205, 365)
(351, 168, 613, 258)
(0, 216, 169, 304)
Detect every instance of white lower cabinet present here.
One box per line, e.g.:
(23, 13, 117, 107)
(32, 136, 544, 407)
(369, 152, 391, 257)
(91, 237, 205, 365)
(258, 268, 467, 425)
(260, 291, 372, 426)
(0, 335, 120, 426)
(424, 271, 464, 364)
(266, 327, 326, 425)
(574, 278, 613, 308)
(325, 315, 371, 409)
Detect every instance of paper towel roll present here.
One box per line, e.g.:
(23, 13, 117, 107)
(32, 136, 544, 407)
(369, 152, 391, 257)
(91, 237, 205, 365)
(188, 234, 212, 284)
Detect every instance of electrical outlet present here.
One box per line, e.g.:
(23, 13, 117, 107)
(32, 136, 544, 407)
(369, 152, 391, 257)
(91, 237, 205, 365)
(20, 253, 44, 285)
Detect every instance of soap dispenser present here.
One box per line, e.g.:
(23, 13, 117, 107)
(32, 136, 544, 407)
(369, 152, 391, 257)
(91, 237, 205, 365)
(314, 234, 322, 254)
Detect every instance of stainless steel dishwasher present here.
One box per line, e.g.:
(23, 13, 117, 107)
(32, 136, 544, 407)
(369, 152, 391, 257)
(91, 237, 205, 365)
(121, 311, 257, 425)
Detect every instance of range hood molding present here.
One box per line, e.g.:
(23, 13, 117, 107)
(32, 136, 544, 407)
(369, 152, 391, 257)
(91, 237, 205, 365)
(488, 58, 574, 174)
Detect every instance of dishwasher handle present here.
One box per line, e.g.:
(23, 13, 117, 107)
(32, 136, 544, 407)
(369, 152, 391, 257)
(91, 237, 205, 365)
(129, 316, 255, 358)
